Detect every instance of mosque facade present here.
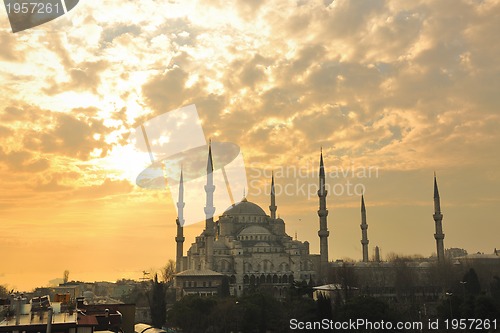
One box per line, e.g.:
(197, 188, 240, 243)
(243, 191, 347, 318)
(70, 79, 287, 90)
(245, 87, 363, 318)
(174, 146, 329, 298)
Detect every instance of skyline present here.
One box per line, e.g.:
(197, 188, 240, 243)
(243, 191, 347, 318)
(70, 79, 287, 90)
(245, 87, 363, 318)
(1, 0, 500, 291)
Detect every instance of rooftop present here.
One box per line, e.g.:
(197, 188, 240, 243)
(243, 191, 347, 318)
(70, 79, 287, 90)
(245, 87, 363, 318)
(0, 312, 77, 327)
(175, 269, 224, 277)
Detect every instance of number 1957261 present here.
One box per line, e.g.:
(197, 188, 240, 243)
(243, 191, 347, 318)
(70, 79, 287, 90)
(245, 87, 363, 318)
(5, 2, 62, 14)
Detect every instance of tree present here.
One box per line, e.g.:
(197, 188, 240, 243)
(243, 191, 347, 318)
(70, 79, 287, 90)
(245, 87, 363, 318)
(490, 276, 500, 307)
(463, 268, 481, 295)
(316, 293, 333, 320)
(474, 295, 499, 320)
(0, 285, 10, 298)
(168, 295, 217, 333)
(330, 262, 358, 301)
(393, 257, 416, 302)
(149, 274, 166, 328)
(336, 296, 397, 332)
(161, 260, 175, 286)
(63, 270, 70, 284)
(120, 283, 149, 307)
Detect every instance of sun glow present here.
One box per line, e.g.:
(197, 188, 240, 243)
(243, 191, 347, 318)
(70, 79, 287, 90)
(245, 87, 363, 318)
(99, 144, 152, 183)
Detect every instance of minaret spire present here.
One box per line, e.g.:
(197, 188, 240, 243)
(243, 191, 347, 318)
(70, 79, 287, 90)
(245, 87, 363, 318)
(207, 138, 214, 173)
(360, 193, 369, 262)
(175, 169, 185, 273)
(204, 141, 216, 270)
(317, 148, 329, 279)
(269, 171, 277, 219)
(433, 173, 445, 262)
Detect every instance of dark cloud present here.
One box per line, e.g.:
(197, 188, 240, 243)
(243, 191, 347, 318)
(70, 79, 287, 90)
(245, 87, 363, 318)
(23, 112, 113, 160)
(0, 103, 115, 161)
(101, 23, 142, 44)
(0, 148, 50, 173)
(0, 125, 13, 137)
(0, 106, 29, 122)
(43, 60, 109, 95)
(142, 67, 189, 112)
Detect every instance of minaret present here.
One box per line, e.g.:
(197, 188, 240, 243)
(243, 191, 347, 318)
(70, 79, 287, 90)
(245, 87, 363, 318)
(204, 141, 216, 270)
(175, 169, 185, 273)
(433, 173, 445, 262)
(360, 194, 369, 262)
(317, 149, 329, 277)
(374, 246, 381, 263)
(269, 171, 277, 219)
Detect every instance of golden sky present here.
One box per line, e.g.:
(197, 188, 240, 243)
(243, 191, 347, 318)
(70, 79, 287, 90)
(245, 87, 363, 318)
(1, 0, 499, 291)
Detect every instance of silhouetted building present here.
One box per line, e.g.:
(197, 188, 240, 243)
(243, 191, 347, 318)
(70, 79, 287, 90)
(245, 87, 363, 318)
(175, 148, 328, 298)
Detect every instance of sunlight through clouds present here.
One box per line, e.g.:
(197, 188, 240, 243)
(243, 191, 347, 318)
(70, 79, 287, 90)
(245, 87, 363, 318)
(1, 0, 499, 290)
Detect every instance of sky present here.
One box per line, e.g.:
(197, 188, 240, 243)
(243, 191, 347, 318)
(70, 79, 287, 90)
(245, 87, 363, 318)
(0, 0, 499, 291)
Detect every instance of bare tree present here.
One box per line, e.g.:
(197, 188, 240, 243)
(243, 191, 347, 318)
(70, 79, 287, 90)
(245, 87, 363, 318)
(161, 260, 176, 286)
(63, 270, 70, 284)
(0, 285, 10, 298)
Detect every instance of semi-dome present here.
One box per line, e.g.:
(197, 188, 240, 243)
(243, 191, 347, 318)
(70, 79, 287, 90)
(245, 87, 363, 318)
(213, 240, 228, 249)
(223, 198, 267, 217)
(239, 225, 272, 236)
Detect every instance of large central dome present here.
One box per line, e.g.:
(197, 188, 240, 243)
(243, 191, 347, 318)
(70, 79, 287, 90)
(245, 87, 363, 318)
(223, 198, 267, 216)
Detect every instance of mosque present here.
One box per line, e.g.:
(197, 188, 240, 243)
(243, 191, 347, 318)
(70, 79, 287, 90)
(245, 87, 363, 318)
(173, 145, 330, 298)
(173, 144, 448, 299)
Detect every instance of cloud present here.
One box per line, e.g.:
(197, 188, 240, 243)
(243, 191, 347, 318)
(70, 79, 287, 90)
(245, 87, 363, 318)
(21, 110, 114, 160)
(0, 105, 36, 123)
(43, 60, 109, 95)
(0, 148, 50, 173)
(101, 23, 143, 43)
(71, 178, 133, 199)
(1, 0, 500, 280)
(0, 125, 13, 137)
(0, 30, 25, 62)
(142, 67, 189, 111)
(32, 174, 73, 192)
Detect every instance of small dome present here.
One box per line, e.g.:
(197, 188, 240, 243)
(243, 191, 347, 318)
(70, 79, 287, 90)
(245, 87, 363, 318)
(223, 199, 267, 217)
